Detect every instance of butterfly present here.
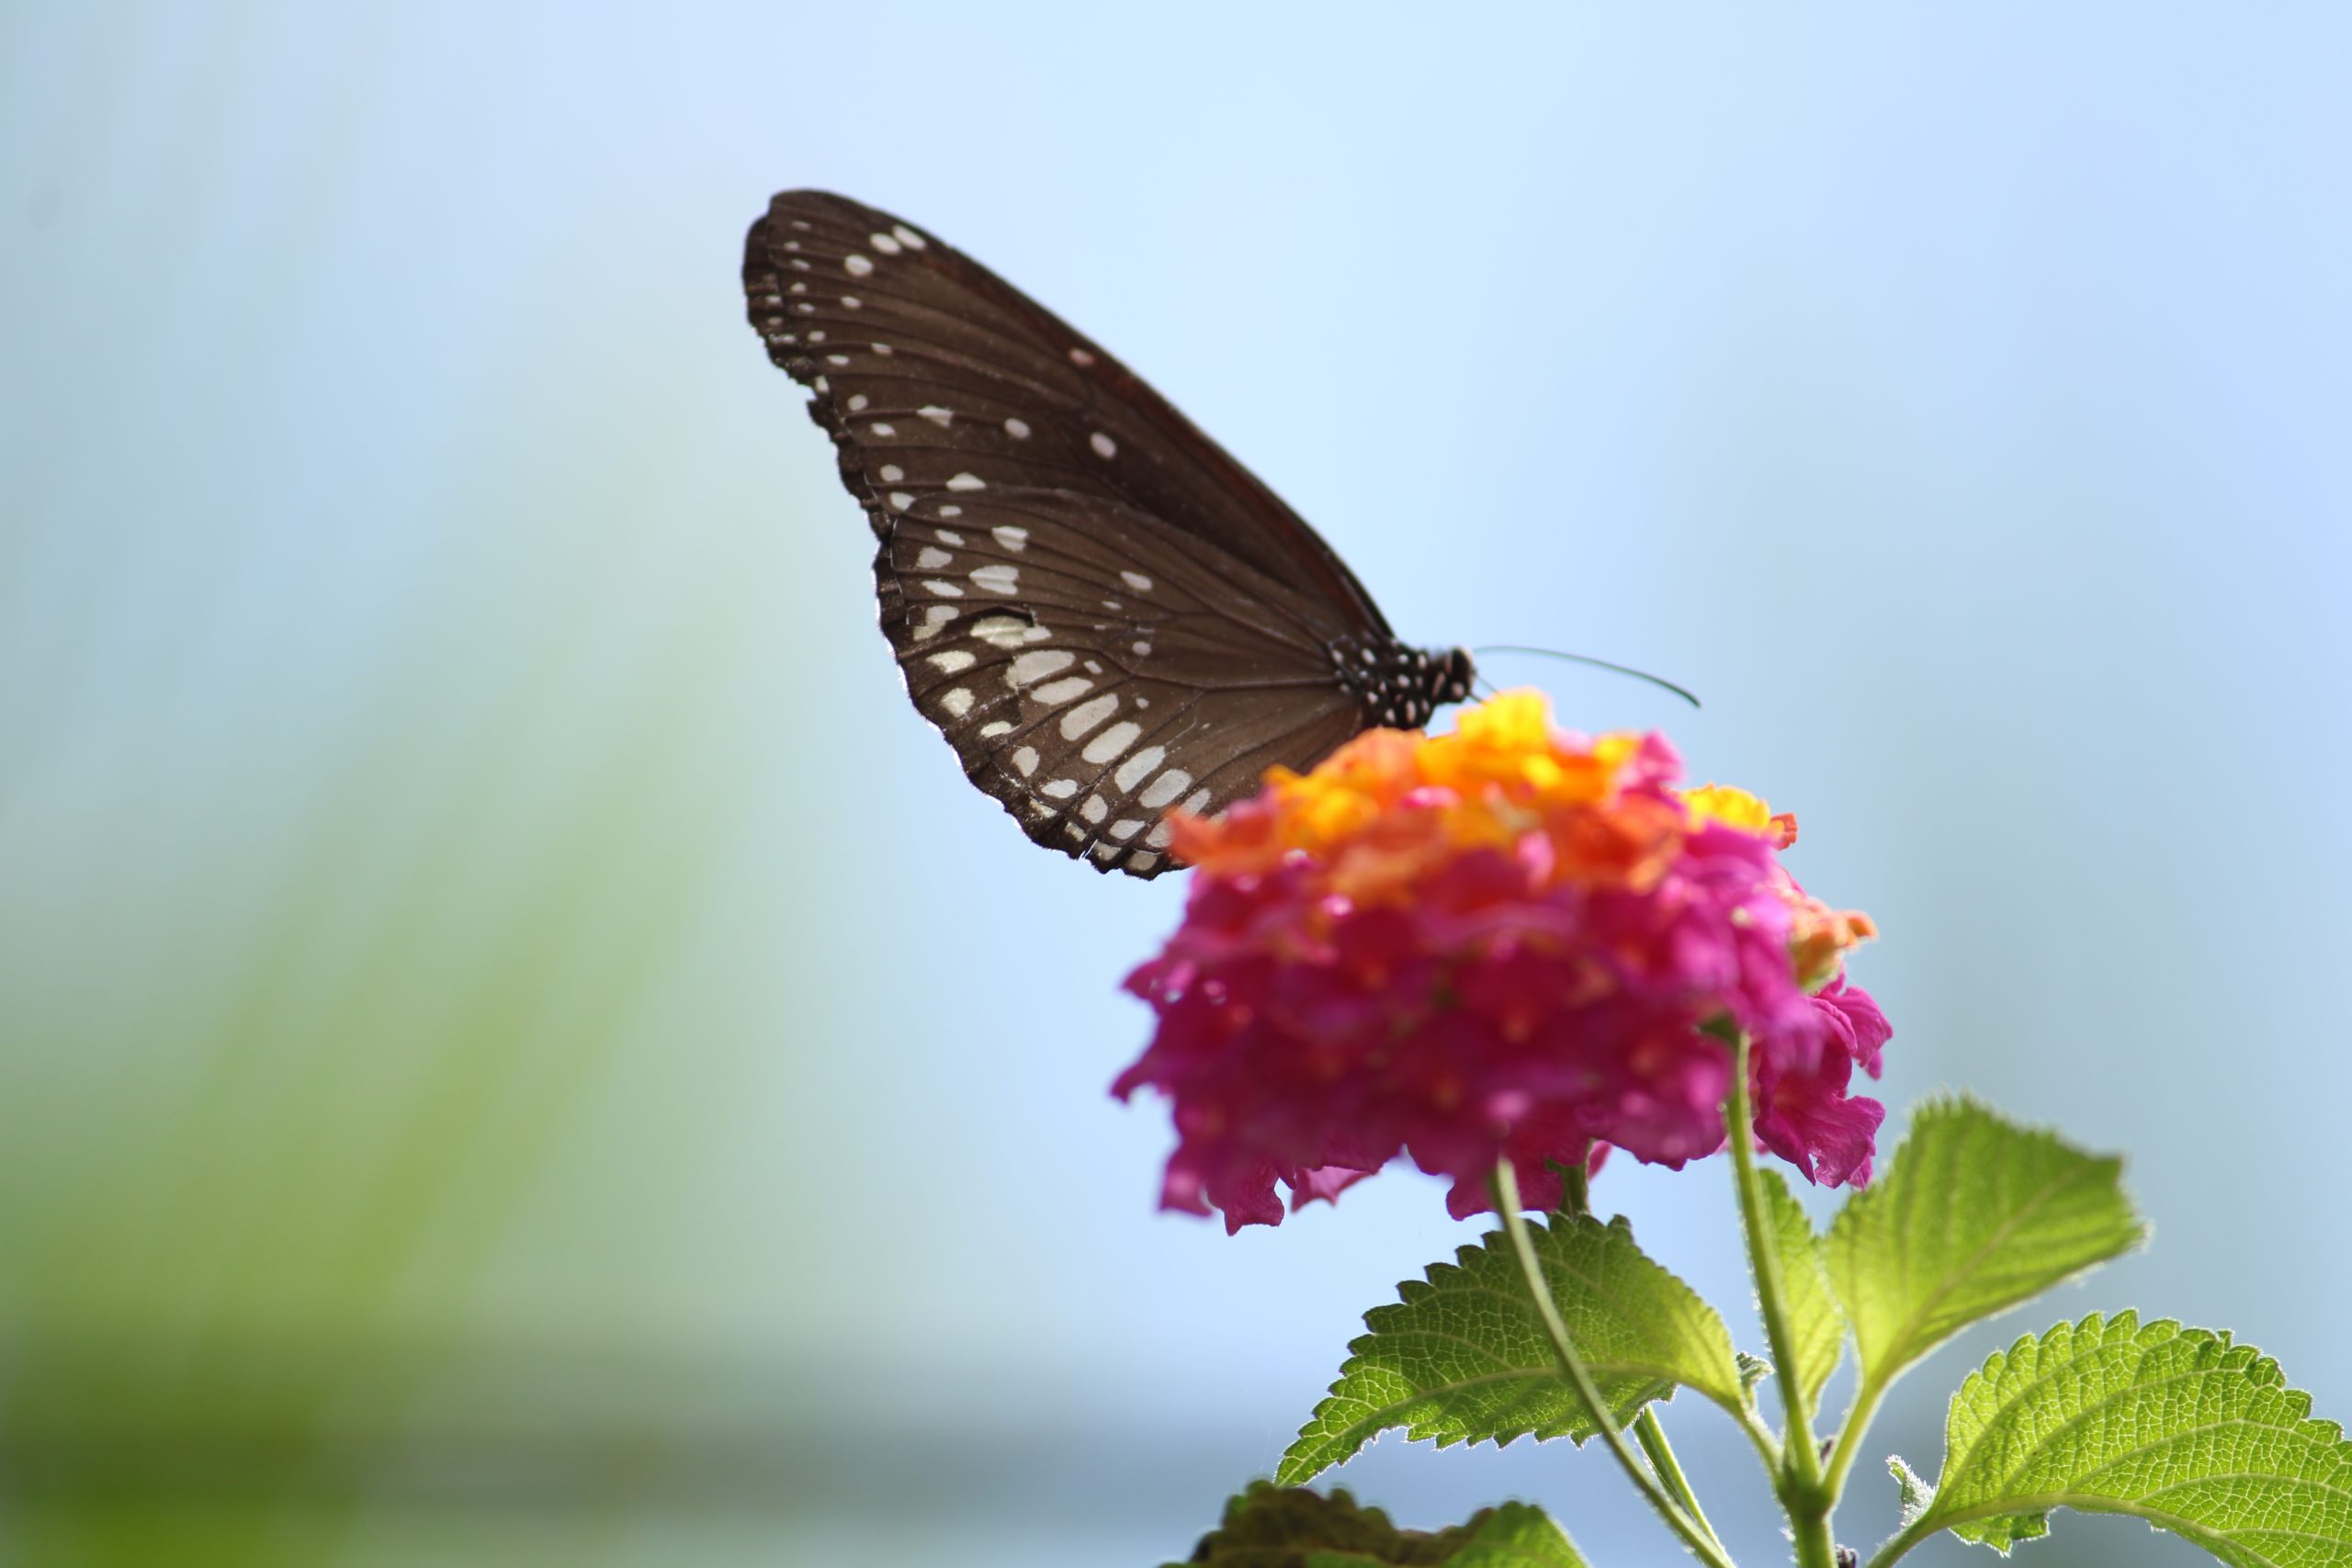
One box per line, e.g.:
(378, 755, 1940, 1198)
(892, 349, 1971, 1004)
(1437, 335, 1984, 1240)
(742, 191, 1475, 879)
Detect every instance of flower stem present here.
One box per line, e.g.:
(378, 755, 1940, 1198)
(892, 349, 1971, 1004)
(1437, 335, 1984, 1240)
(1633, 1407, 1724, 1554)
(1861, 1517, 1936, 1568)
(1552, 1150, 1725, 1551)
(1725, 1034, 1838, 1568)
(1821, 1374, 1893, 1506)
(1561, 1151, 1591, 1217)
(1490, 1161, 1737, 1568)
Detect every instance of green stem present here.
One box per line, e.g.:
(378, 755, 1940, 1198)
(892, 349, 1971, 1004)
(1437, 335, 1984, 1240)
(1733, 1399, 1786, 1477)
(1862, 1517, 1936, 1568)
(1557, 1147, 1729, 1557)
(1725, 1034, 1837, 1568)
(1822, 1373, 1893, 1506)
(1633, 1407, 1725, 1556)
(1561, 1150, 1591, 1217)
(1490, 1161, 1737, 1568)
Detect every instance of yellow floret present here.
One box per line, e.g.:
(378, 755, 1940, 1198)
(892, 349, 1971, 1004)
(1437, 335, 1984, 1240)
(1683, 783, 1774, 834)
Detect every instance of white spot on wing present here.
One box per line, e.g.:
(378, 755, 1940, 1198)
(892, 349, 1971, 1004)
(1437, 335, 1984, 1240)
(1041, 778, 1079, 799)
(979, 721, 1012, 738)
(991, 525, 1028, 551)
(1126, 852, 1159, 873)
(1060, 693, 1118, 739)
(889, 491, 915, 510)
(1009, 649, 1075, 685)
(927, 649, 976, 673)
(879, 465, 904, 482)
(1145, 821, 1173, 849)
(934, 529, 965, 547)
(1068, 346, 1095, 367)
(847, 394, 867, 412)
(915, 547, 953, 570)
(844, 254, 873, 276)
(870, 231, 902, 254)
(892, 224, 926, 249)
(1114, 746, 1165, 792)
(1080, 795, 1108, 825)
(922, 580, 964, 597)
(970, 563, 1019, 594)
(1121, 570, 1154, 592)
(1137, 769, 1193, 809)
(941, 687, 973, 717)
(1081, 720, 1140, 764)
(871, 423, 896, 436)
(918, 405, 954, 426)
(1012, 747, 1039, 776)
(1181, 789, 1212, 814)
(1090, 431, 1117, 459)
(1030, 675, 1093, 705)
(945, 472, 986, 491)
(1003, 417, 1031, 439)
(1109, 819, 1145, 841)
(972, 615, 1033, 649)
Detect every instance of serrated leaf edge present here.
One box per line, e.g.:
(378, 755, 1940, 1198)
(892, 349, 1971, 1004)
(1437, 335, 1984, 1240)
(1277, 1215, 1743, 1486)
(1179, 1484, 1588, 1567)
(1914, 1309, 2352, 1563)
(1829, 1094, 2148, 1382)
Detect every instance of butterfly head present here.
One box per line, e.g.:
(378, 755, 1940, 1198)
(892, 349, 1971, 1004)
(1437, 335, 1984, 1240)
(1435, 647, 1476, 708)
(1333, 638, 1477, 731)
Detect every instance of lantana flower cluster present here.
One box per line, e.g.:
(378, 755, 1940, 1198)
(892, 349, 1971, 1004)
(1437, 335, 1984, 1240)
(1114, 692, 1889, 1231)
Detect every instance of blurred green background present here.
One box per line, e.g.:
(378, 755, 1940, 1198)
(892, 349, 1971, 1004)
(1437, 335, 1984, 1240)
(5, 4, 2347, 1564)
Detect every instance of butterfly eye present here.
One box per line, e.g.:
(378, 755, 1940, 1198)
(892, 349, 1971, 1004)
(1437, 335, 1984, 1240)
(745, 191, 1473, 878)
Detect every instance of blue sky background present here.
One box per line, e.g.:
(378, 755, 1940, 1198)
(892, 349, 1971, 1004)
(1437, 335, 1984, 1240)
(4, 5, 2348, 1564)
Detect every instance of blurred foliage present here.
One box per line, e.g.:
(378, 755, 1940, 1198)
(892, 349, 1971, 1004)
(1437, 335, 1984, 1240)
(0, 407, 780, 1565)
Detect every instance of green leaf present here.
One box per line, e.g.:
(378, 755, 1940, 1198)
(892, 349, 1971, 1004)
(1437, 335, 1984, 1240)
(1757, 1167, 1845, 1412)
(1170, 1482, 1589, 1566)
(1899, 1312, 2352, 1565)
(1278, 1213, 1743, 1486)
(1825, 1098, 2143, 1392)
(1888, 1454, 1936, 1528)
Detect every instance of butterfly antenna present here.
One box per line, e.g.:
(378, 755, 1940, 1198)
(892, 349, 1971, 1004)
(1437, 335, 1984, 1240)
(1471, 646, 1702, 710)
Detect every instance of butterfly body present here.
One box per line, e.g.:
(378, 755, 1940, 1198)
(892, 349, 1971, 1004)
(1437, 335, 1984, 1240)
(744, 191, 1472, 877)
